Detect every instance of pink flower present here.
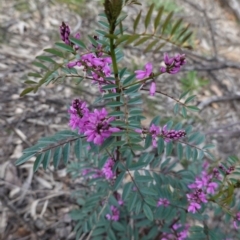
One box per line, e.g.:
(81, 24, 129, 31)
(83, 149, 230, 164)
(84, 108, 120, 145)
(101, 158, 115, 179)
(188, 202, 201, 213)
(60, 22, 71, 45)
(149, 81, 156, 96)
(157, 198, 170, 207)
(206, 182, 218, 194)
(106, 206, 120, 221)
(233, 212, 240, 229)
(149, 124, 160, 147)
(160, 53, 186, 74)
(135, 62, 153, 79)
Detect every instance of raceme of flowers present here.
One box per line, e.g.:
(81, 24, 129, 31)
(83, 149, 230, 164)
(69, 99, 120, 145)
(61, 23, 186, 96)
(161, 223, 189, 240)
(157, 198, 170, 207)
(160, 53, 186, 74)
(187, 169, 219, 213)
(136, 124, 186, 147)
(134, 54, 186, 95)
(82, 158, 115, 180)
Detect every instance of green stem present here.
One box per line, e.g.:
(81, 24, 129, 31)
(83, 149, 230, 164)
(109, 25, 121, 164)
(123, 72, 162, 89)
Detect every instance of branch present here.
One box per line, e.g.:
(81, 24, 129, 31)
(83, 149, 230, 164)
(198, 95, 240, 110)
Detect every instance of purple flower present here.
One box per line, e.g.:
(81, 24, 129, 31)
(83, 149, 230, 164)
(173, 224, 189, 240)
(160, 53, 186, 74)
(149, 81, 156, 96)
(157, 198, 170, 207)
(74, 32, 81, 50)
(160, 125, 186, 142)
(68, 99, 89, 133)
(67, 61, 78, 68)
(101, 158, 115, 179)
(135, 62, 153, 79)
(233, 212, 240, 229)
(84, 108, 120, 145)
(206, 182, 218, 194)
(149, 124, 160, 147)
(188, 202, 201, 213)
(106, 206, 120, 221)
(60, 22, 71, 45)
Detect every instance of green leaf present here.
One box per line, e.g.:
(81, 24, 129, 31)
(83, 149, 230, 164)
(112, 221, 125, 232)
(119, 67, 127, 78)
(177, 143, 183, 160)
(157, 138, 164, 155)
(150, 115, 160, 126)
(115, 34, 130, 45)
(53, 146, 62, 168)
(28, 72, 42, 78)
(166, 142, 173, 156)
(184, 95, 196, 104)
(44, 48, 64, 58)
(144, 39, 159, 53)
(162, 11, 173, 34)
(20, 87, 34, 97)
(32, 61, 48, 70)
(145, 4, 154, 30)
(179, 89, 190, 100)
(101, 84, 117, 90)
(55, 42, 74, 52)
(69, 37, 87, 49)
(171, 18, 183, 36)
(42, 150, 51, 170)
(181, 31, 193, 44)
(122, 73, 136, 86)
(202, 144, 215, 150)
(36, 56, 56, 64)
(144, 134, 152, 149)
(185, 145, 192, 160)
(128, 192, 138, 211)
(124, 34, 139, 45)
(182, 107, 187, 118)
(103, 93, 121, 100)
(194, 134, 205, 145)
(98, 20, 110, 29)
(143, 204, 153, 221)
(92, 228, 106, 236)
(33, 154, 44, 172)
(128, 96, 142, 105)
(173, 103, 179, 115)
(128, 160, 148, 170)
(134, 36, 150, 46)
(16, 152, 36, 166)
(99, 136, 114, 151)
(63, 142, 70, 164)
(113, 172, 125, 191)
(134, 10, 142, 32)
(122, 182, 132, 201)
(154, 6, 164, 32)
(74, 139, 82, 160)
(154, 42, 166, 52)
(24, 80, 37, 84)
(108, 111, 124, 117)
(106, 101, 124, 107)
(187, 106, 200, 112)
(124, 84, 140, 94)
(177, 25, 189, 39)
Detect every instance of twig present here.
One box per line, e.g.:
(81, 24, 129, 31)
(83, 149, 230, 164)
(0, 192, 39, 240)
(141, 88, 187, 107)
(198, 95, 240, 110)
